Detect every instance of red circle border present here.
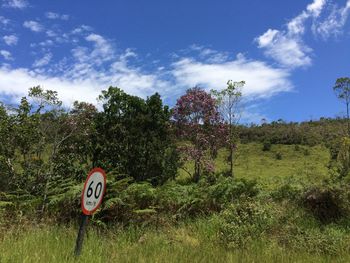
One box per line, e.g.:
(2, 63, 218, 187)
(81, 167, 107, 215)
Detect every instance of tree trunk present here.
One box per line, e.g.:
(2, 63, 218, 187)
(230, 147, 234, 178)
(229, 107, 234, 178)
(347, 102, 350, 136)
(41, 144, 57, 213)
(193, 160, 200, 183)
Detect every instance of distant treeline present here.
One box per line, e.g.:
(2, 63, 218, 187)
(238, 118, 346, 146)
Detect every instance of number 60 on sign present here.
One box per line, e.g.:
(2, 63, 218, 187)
(81, 168, 106, 215)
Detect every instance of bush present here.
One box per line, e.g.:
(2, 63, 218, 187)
(271, 183, 303, 201)
(218, 199, 274, 248)
(262, 141, 272, 151)
(279, 224, 349, 255)
(275, 152, 282, 160)
(155, 182, 204, 219)
(300, 184, 350, 223)
(102, 180, 158, 224)
(206, 177, 259, 211)
(326, 138, 342, 160)
(336, 137, 350, 177)
(303, 148, 310, 156)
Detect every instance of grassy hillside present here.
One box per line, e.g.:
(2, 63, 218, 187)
(179, 143, 330, 189)
(2, 143, 350, 263)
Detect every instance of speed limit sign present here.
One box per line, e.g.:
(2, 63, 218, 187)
(81, 168, 106, 215)
(75, 167, 107, 256)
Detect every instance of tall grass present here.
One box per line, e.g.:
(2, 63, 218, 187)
(0, 221, 349, 263)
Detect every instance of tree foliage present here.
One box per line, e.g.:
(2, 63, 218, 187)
(333, 77, 350, 135)
(211, 80, 244, 177)
(95, 87, 178, 185)
(173, 87, 224, 182)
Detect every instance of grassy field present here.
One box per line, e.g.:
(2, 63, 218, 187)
(179, 143, 330, 189)
(1, 219, 349, 263)
(2, 143, 347, 263)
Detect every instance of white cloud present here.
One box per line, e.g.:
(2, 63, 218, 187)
(39, 39, 54, 47)
(0, 36, 169, 106)
(286, 0, 326, 34)
(256, 30, 312, 68)
(287, 12, 309, 35)
(0, 50, 13, 60)
(0, 16, 10, 28)
(61, 15, 69, 20)
(71, 25, 93, 35)
(45, 12, 69, 20)
(256, 0, 326, 69)
(45, 12, 59, 19)
(23, 21, 44, 32)
(172, 55, 292, 99)
(46, 30, 57, 38)
(188, 44, 230, 63)
(0, 28, 293, 110)
(77, 33, 115, 64)
(256, 29, 279, 46)
(33, 53, 52, 68)
(2, 0, 28, 9)
(307, 0, 326, 17)
(313, 1, 350, 39)
(0, 10, 295, 118)
(0, 63, 169, 106)
(0, 67, 100, 105)
(3, 35, 18, 46)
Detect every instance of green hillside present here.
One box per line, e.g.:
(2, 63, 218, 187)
(179, 143, 330, 189)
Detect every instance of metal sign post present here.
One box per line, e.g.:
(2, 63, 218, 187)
(74, 167, 106, 256)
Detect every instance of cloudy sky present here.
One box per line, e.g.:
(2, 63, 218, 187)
(0, 0, 350, 122)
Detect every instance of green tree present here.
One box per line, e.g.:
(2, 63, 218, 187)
(14, 86, 77, 211)
(173, 87, 223, 182)
(53, 101, 98, 181)
(95, 87, 177, 185)
(211, 80, 244, 178)
(333, 77, 350, 135)
(0, 103, 15, 191)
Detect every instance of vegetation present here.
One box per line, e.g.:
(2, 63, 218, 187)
(211, 80, 244, 178)
(1, 81, 350, 262)
(333, 77, 350, 135)
(173, 87, 223, 182)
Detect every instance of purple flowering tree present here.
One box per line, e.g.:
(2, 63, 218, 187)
(173, 87, 225, 182)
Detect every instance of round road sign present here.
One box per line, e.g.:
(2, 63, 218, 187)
(81, 168, 106, 215)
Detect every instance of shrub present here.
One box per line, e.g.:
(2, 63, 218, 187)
(271, 183, 303, 201)
(102, 180, 158, 224)
(327, 137, 342, 160)
(262, 141, 271, 151)
(279, 224, 350, 255)
(303, 148, 310, 156)
(300, 184, 350, 223)
(218, 199, 274, 248)
(336, 137, 350, 177)
(155, 182, 204, 219)
(207, 177, 259, 211)
(275, 152, 282, 160)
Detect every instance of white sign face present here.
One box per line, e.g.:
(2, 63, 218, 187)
(81, 168, 106, 215)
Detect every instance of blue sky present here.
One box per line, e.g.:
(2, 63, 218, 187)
(0, 0, 350, 123)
